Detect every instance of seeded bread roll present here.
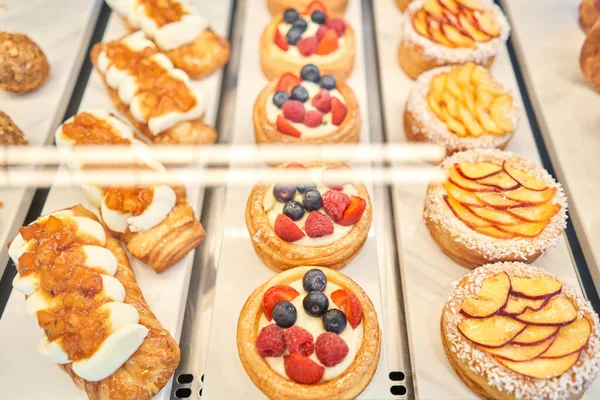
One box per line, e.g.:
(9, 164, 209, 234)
(0, 32, 49, 93)
(0, 111, 27, 145)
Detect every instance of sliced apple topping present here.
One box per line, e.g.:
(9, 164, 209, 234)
(495, 352, 580, 379)
(460, 272, 511, 318)
(515, 295, 577, 326)
(412, 0, 499, 49)
(444, 161, 559, 240)
(483, 337, 555, 362)
(426, 63, 512, 138)
(511, 276, 562, 300)
(458, 315, 526, 347)
(512, 325, 559, 346)
(541, 318, 591, 358)
(500, 296, 546, 316)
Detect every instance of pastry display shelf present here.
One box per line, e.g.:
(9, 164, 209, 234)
(0, 0, 102, 279)
(373, 0, 600, 398)
(500, 0, 600, 298)
(0, 1, 231, 399)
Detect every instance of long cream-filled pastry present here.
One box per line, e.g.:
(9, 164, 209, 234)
(91, 32, 217, 144)
(106, 0, 230, 79)
(8, 205, 180, 399)
(55, 110, 206, 273)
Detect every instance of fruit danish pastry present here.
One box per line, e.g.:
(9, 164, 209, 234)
(404, 62, 519, 155)
(254, 64, 359, 145)
(580, 0, 600, 33)
(55, 110, 206, 273)
(395, 0, 413, 12)
(237, 266, 381, 400)
(267, 0, 348, 16)
(8, 205, 180, 399)
(423, 149, 568, 268)
(398, 0, 510, 80)
(246, 162, 372, 271)
(90, 32, 217, 145)
(442, 262, 600, 400)
(580, 20, 600, 93)
(105, 0, 230, 79)
(260, 1, 356, 81)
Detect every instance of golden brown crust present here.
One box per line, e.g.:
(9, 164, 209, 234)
(253, 79, 360, 147)
(164, 29, 230, 80)
(245, 162, 372, 272)
(397, 40, 495, 80)
(580, 0, 600, 33)
(237, 266, 381, 400)
(395, 0, 413, 12)
(0, 32, 49, 93)
(90, 43, 217, 145)
(580, 20, 600, 93)
(53, 206, 180, 400)
(266, 0, 349, 16)
(260, 14, 355, 81)
(0, 110, 27, 145)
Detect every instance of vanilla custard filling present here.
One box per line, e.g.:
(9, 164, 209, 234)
(277, 17, 346, 62)
(264, 168, 358, 246)
(266, 81, 346, 138)
(258, 279, 363, 382)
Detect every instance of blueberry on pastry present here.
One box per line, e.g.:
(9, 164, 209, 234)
(261, 1, 355, 81)
(398, 0, 510, 80)
(246, 162, 371, 271)
(423, 149, 568, 268)
(442, 262, 600, 399)
(254, 64, 360, 146)
(404, 62, 519, 155)
(0, 31, 49, 93)
(237, 266, 381, 399)
(106, 0, 230, 79)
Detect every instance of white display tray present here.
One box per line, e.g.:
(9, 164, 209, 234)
(373, 0, 600, 398)
(0, 0, 102, 278)
(0, 1, 231, 398)
(201, 1, 390, 398)
(501, 0, 600, 292)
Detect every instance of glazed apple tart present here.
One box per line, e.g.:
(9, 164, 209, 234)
(237, 266, 381, 400)
(442, 262, 600, 399)
(398, 0, 510, 79)
(405, 62, 518, 155)
(246, 162, 372, 271)
(254, 64, 359, 145)
(424, 149, 567, 268)
(260, 1, 355, 81)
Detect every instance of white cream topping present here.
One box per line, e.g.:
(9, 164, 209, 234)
(101, 202, 131, 234)
(106, 0, 139, 28)
(82, 245, 119, 276)
(55, 109, 135, 148)
(258, 279, 363, 382)
(83, 185, 105, 208)
(12, 273, 39, 296)
(39, 335, 70, 364)
(264, 168, 358, 246)
(266, 81, 346, 138)
(72, 324, 149, 382)
(277, 17, 346, 62)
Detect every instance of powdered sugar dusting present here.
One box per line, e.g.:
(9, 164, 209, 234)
(401, 0, 510, 64)
(406, 66, 520, 153)
(423, 149, 568, 261)
(443, 262, 600, 399)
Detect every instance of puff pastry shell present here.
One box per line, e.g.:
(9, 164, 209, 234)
(266, 0, 349, 16)
(246, 162, 372, 271)
(580, 19, 600, 93)
(237, 266, 381, 400)
(580, 0, 600, 33)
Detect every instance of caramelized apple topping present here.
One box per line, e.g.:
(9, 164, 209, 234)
(412, 0, 501, 49)
(427, 63, 513, 137)
(104, 187, 155, 216)
(457, 272, 590, 378)
(445, 160, 560, 240)
(61, 112, 130, 145)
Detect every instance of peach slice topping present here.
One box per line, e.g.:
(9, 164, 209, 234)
(460, 272, 511, 318)
(512, 325, 559, 346)
(443, 161, 559, 240)
(541, 317, 591, 358)
(426, 63, 512, 138)
(515, 296, 577, 326)
(501, 296, 547, 316)
(458, 315, 526, 348)
(483, 336, 555, 362)
(494, 352, 580, 379)
(511, 276, 562, 300)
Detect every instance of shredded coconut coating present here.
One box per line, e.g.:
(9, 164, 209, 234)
(401, 0, 511, 64)
(443, 262, 600, 399)
(423, 149, 568, 261)
(406, 66, 520, 152)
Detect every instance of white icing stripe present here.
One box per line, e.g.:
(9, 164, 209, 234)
(106, 0, 139, 28)
(101, 202, 131, 234)
(12, 273, 39, 296)
(73, 216, 106, 246)
(82, 245, 119, 276)
(24, 291, 59, 316)
(101, 275, 126, 303)
(8, 233, 28, 265)
(39, 335, 70, 364)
